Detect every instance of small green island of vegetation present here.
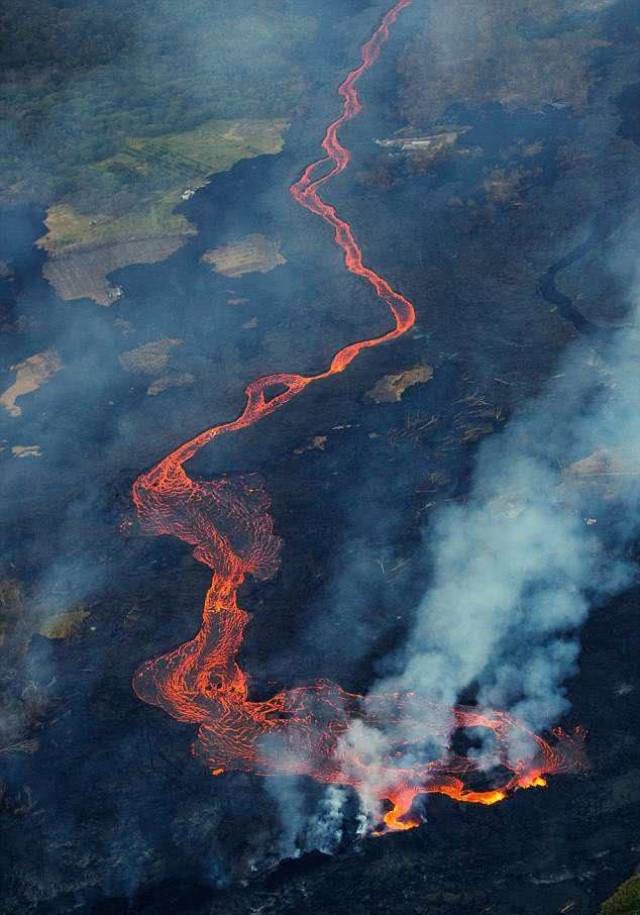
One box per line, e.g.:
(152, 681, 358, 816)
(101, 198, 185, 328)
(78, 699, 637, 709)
(600, 875, 640, 915)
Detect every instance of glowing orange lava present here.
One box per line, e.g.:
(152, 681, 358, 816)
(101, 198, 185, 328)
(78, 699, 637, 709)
(131, 0, 586, 834)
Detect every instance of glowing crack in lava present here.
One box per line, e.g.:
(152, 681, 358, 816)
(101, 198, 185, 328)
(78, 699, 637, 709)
(131, 0, 586, 833)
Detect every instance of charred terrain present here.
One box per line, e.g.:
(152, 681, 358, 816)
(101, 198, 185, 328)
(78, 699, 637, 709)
(1, 1, 640, 913)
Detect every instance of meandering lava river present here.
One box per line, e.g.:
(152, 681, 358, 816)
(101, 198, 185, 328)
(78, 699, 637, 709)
(132, 0, 586, 833)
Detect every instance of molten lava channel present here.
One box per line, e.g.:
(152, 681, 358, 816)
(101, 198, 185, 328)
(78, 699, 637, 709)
(131, 0, 586, 833)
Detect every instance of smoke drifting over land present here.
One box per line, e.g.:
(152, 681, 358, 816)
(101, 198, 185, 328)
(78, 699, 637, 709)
(346, 252, 640, 810)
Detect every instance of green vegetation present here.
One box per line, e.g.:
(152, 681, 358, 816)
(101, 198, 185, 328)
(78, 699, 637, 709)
(0, 0, 314, 251)
(600, 875, 640, 915)
(37, 118, 288, 255)
(38, 606, 91, 640)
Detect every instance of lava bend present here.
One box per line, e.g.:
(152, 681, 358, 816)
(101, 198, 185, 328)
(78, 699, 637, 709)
(131, 0, 586, 833)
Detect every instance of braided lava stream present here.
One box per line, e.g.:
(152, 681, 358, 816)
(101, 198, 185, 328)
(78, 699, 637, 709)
(131, 0, 586, 833)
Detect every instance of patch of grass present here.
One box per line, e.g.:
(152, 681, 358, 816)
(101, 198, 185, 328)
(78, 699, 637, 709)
(37, 118, 288, 255)
(600, 876, 640, 915)
(130, 118, 288, 173)
(38, 200, 192, 256)
(39, 606, 90, 640)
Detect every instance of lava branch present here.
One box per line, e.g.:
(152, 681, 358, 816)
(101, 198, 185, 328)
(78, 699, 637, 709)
(131, 0, 586, 835)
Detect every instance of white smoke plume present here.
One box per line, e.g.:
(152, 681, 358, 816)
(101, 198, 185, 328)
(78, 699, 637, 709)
(368, 271, 640, 745)
(264, 776, 349, 859)
(305, 786, 349, 854)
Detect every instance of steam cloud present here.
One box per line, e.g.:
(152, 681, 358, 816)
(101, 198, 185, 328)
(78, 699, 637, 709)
(266, 779, 351, 860)
(355, 266, 640, 790)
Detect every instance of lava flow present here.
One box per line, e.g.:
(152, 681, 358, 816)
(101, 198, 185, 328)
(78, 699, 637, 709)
(131, 0, 586, 834)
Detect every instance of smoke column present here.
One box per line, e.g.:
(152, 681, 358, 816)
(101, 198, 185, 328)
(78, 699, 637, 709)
(360, 277, 640, 801)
